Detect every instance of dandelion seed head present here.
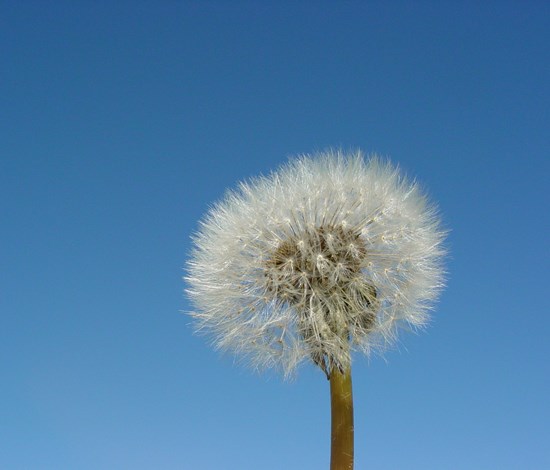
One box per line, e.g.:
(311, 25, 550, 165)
(185, 150, 446, 377)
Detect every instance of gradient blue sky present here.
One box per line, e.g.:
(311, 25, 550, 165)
(1, 2, 549, 469)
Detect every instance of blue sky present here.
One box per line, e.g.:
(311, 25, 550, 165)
(1, 2, 549, 469)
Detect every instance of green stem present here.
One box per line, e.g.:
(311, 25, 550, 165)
(330, 365, 354, 470)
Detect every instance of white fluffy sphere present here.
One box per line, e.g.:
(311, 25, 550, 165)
(186, 150, 446, 377)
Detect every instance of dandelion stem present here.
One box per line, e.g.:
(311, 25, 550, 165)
(330, 365, 354, 470)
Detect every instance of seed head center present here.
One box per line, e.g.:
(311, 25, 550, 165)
(265, 225, 366, 302)
(264, 224, 378, 375)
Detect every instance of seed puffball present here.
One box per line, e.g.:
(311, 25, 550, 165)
(185, 150, 446, 378)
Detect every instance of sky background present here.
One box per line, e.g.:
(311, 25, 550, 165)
(1, 1, 549, 469)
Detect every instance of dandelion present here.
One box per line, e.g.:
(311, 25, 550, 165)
(185, 149, 446, 469)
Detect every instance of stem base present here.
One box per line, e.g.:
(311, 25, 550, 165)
(330, 366, 354, 470)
